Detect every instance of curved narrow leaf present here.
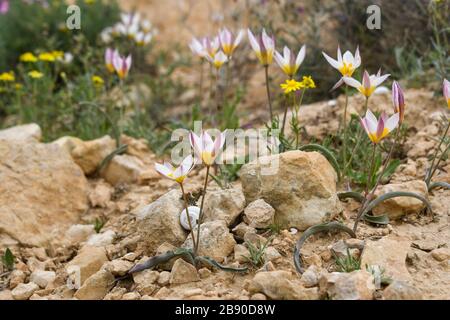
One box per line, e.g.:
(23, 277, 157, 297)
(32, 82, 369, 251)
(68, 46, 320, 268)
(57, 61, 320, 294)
(355, 191, 433, 231)
(128, 250, 176, 274)
(196, 256, 248, 273)
(363, 213, 389, 225)
(338, 191, 365, 203)
(96, 144, 128, 176)
(299, 144, 341, 181)
(428, 181, 450, 192)
(294, 222, 356, 274)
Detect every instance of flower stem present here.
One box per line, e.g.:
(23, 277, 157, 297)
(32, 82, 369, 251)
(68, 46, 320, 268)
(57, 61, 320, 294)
(365, 143, 377, 196)
(194, 165, 210, 256)
(281, 94, 289, 138)
(342, 85, 349, 175)
(198, 60, 204, 107)
(426, 120, 450, 186)
(264, 65, 273, 124)
(179, 182, 197, 250)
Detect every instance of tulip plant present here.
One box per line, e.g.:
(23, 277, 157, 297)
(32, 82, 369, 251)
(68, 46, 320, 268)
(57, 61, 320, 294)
(128, 130, 247, 275)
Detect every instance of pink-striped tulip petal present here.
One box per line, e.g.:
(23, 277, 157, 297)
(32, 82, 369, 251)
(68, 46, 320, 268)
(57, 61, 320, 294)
(360, 110, 399, 144)
(189, 130, 227, 166)
(323, 45, 361, 78)
(247, 28, 274, 66)
(274, 45, 306, 77)
(155, 155, 194, 183)
(113, 50, 132, 79)
(443, 79, 450, 109)
(343, 69, 390, 98)
(219, 28, 244, 57)
(0, 0, 9, 14)
(105, 48, 115, 73)
(206, 50, 228, 69)
(392, 81, 405, 123)
(189, 37, 207, 58)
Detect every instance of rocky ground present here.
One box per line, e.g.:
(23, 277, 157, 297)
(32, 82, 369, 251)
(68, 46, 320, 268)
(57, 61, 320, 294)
(0, 86, 449, 300)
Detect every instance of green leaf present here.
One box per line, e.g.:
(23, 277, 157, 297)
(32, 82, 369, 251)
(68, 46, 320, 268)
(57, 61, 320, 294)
(299, 144, 341, 181)
(428, 181, 450, 192)
(338, 191, 365, 203)
(380, 159, 401, 183)
(2, 248, 15, 270)
(363, 213, 390, 225)
(294, 222, 356, 274)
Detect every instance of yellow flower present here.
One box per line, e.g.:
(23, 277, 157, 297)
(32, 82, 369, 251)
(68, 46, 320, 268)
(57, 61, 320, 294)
(20, 52, 38, 63)
(300, 76, 316, 89)
(280, 79, 303, 94)
(15, 83, 23, 90)
(39, 52, 56, 62)
(0, 71, 15, 82)
(92, 75, 104, 86)
(85, 0, 96, 4)
(51, 51, 64, 60)
(28, 70, 44, 79)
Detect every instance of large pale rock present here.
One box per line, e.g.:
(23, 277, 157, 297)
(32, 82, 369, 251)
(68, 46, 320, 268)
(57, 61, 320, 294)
(86, 230, 116, 247)
(66, 224, 96, 244)
(136, 190, 187, 254)
(360, 235, 412, 282)
(240, 151, 341, 230)
(0, 139, 88, 246)
(74, 269, 114, 300)
(71, 135, 116, 175)
(66, 246, 109, 285)
(244, 199, 275, 229)
(51, 136, 83, 154)
(248, 271, 319, 300)
(202, 188, 246, 226)
(319, 270, 375, 300)
(373, 180, 428, 219)
(88, 181, 113, 208)
(383, 280, 423, 300)
(101, 154, 153, 186)
(183, 220, 236, 262)
(30, 270, 56, 288)
(0, 123, 41, 142)
(11, 282, 39, 300)
(169, 259, 200, 285)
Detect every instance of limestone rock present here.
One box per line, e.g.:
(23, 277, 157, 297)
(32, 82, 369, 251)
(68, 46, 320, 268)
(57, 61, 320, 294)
(232, 222, 256, 239)
(71, 135, 116, 175)
(202, 187, 246, 226)
(0, 139, 88, 246)
(183, 220, 236, 262)
(30, 270, 56, 288)
(169, 259, 199, 285)
(240, 151, 341, 230)
(319, 270, 375, 300)
(154, 242, 179, 271)
(244, 199, 275, 229)
(67, 246, 109, 285)
(373, 180, 428, 219)
(86, 230, 116, 247)
(9, 270, 26, 289)
(300, 265, 321, 288)
(157, 271, 171, 286)
(51, 136, 83, 154)
(136, 190, 187, 254)
(360, 235, 412, 282)
(264, 247, 282, 262)
(431, 248, 450, 262)
(104, 259, 133, 276)
(234, 244, 250, 263)
(0, 123, 41, 142)
(383, 280, 423, 300)
(66, 224, 96, 245)
(122, 292, 141, 300)
(88, 181, 113, 208)
(132, 269, 159, 286)
(11, 282, 39, 300)
(248, 271, 319, 300)
(101, 154, 153, 186)
(74, 269, 114, 300)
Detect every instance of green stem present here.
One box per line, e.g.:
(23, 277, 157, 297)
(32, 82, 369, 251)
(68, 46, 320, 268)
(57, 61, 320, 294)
(194, 165, 210, 256)
(180, 183, 197, 251)
(365, 143, 377, 196)
(426, 120, 450, 185)
(264, 65, 273, 124)
(281, 94, 289, 138)
(342, 85, 349, 174)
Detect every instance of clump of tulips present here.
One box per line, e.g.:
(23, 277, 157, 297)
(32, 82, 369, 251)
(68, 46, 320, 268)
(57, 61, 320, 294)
(128, 130, 247, 274)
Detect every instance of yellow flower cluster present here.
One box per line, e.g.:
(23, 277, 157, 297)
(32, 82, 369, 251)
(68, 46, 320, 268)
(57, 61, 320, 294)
(20, 51, 65, 63)
(280, 76, 316, 94)
(0, 71, 15, 82)
(28, 70, 44, 79)
(92, 75, 105, 86)
(20, 52, 38, 63)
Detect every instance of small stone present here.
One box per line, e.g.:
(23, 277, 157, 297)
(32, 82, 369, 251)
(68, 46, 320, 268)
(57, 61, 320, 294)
(122, 292, 141, 300)
(319, 270, 375, 300)
(182, 288, 203, 298)
(232, 222, 256, 239)
(122, 252, 139, 262)
(243, 231, 267, 248)
(104, 259, 133, 276)
(86, 230, 116, 247)
(244, 199, 275, 229)
(101, 154, 149, 186)
(67, 246, 109, 285)
(250, 293, 267, 300)
(11, 282, 39, 300)
(300, 266, 320, 288)
(203, 187, 246, 226)
(234, 244, 250, 263)
(132, 269, 159, 286)
(329, 240, 360, 259)
(66, 224, 96, 245)
(264, 247, 282, 262)
(169, 259, 200, 285)
(0, 290, 13, 300)
(89, 181, 113, 208)
(431, 248, 450, 262)
(157, 271, 171, 286)
(74, 269, 115, 300)
(0, 123, 41, 142)
(383, 280, 423, 300)
(198, 268, 212, 279)
(104, 287, 127, 300)
(154, 287, 171, 299)
(30, 270, 56, 289)
(154, 242, 179, 271)
(71, 135, 116, 175)
(9, 270, 26, 289)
